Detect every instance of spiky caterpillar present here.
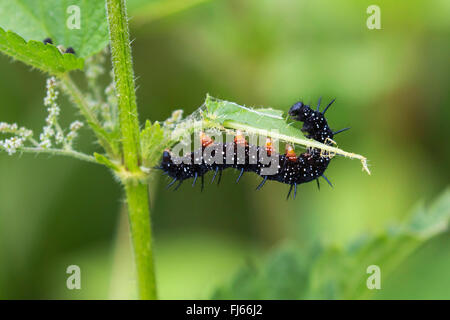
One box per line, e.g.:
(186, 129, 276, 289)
(159, 98, 349, 199)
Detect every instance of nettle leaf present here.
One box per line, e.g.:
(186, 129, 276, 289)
(212, 189, 450, 299)
(0, 0, 108, 59)
(0, 27, 83, 74)
(141, 120, 167, 168)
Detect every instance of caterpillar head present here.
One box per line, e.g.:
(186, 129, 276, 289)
(288, 101, 312, 122)
(162, 149, 171, 163)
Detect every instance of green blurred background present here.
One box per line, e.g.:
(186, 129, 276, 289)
(0, 0, 449, 299)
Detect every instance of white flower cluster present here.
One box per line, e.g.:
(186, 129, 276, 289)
(0, 122, 32, 138)
(66, 120, 84, 143)
(0, 122, 13, 131)
(0, 122, 33, 155)
(39, 77, 61, 149)
(0, 136, 25, 155)
(1, 76, 87, 159)
(36, 77, 85, 149)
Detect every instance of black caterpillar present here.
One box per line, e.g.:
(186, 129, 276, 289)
(158, 98, 349, 199)
(43, 38, 76, 55)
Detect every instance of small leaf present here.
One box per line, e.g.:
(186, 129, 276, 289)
(94, 153, 120, 172)
(0, 0, 109, 58)
(0, 27, 83, 74)
(141, 120, 167, 168)
(87, 120, 121, 158)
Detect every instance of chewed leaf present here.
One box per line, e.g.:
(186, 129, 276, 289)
(205, 94, 306, 139)
(0, 28, 84, 74)
(0, 0, 109, 58)
(203, 95, 371, 174)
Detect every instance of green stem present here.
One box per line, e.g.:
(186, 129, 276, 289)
(19, 147, 97, 163)
(124, 181, 157, 299)
(106, 0, 157, 299)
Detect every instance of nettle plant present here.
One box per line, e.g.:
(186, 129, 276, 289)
(1, 0, 448, 300)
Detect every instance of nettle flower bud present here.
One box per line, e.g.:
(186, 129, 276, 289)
(67, 120, 84, 143)
(0, 122, 34, 155)
(39, 125, 55, 149)
(44, 77, 59, 106)
(0, 136, 24, 155)
(55, 131, 64, 144)
(39, 139, 51, 149)
(0, 122, 17, 132)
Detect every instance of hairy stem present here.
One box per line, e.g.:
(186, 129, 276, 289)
(19, 147, 97, 163)
(59, 74, 100, 129)
(106, 0, 157, 299)
(124, 181, 157, 299)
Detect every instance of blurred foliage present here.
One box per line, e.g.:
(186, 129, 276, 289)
(0, 0, 449, 299)
(212, 189, 450, 299)
(128, 0, 212, 25)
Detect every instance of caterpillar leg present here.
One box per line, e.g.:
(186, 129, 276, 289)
(286, 183, 298, 200)
(192, 172, 198, 187)
(316, 178, 320, 191)
(217, 169, 223, 186)
(174, 180, 183, 191)
(256, 176, 268, 190)
(321, 137, 337, 159)
(324, 137, 337, 146)
(236, 168, 244, 183)
(322, 174, 333, 188)
(211, 167, 219, 184)
(167, 177, 177, 189)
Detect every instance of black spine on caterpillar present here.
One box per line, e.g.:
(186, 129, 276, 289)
(159, 98, 349, 199)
